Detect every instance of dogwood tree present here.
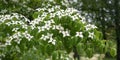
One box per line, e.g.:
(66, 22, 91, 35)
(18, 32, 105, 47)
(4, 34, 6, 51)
(0, 0, 116, 60)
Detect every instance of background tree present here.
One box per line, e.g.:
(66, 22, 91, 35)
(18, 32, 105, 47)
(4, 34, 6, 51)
(68, 0, 117, 59)
(114, 0, 120, 59)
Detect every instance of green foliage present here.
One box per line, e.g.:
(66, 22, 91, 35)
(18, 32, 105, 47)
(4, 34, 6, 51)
(0, 0, 116, 60)
(110, 48, 116, 57)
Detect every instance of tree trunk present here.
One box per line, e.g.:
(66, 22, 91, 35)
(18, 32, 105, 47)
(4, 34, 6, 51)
(73, 46, 80, 60)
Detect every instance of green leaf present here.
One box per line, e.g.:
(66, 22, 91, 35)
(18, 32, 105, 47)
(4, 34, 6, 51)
(76, 43, 85, 55)
(32, 12, 39, 19)
(0, 36, 3, 41)
(45, 44, 55, 55)
(52, 51, 58, 60)
(110, 48, 116, 57)
(86, 48, 93, 58)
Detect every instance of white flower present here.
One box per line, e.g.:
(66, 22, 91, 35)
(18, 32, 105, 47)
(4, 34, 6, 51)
(5, 22, 11, 26)
(72, 15, 78, 21)
(81, 16, 86, 24)
(5, 40, 11, 45)
(14, 38, 21, 44)
(40, 34, 48, 41)
(49, 19, 55, 23)
(56, 24, 64, 33)
(18, 21, 24, 25)
(85, 24, 91, 31)
(36, 8, 46, 11)
(40, 33, 53, 41)
(48, 38, 53, 43)
(30, 17, 43, 26)
(13, 34, 18, 38)
(48, 8, 54, 12)
(23, 31, 33, 41)
(44, 21, 51, 25)
(25, 34, 33, 41)
(22, 24, 28, 29)
(31, 25, 36, 30)
(47, 33, 53, 38)
(38, 27, 41, 32)
(40, 33, 56, 45)
(41, 12, 48, 17)
(56, 24, 61, 30)
(91, 25, 97, 29)
(85, 24, 97, 31)
(9, 36, 13, 41)
(88, 32, 94, 39)
(49, 0, 53, 2)
(54, 5, 60, 9)
(62, 30, 70, 37)
(76, 32, 83, 38)
(51, 40, 56, 45)
(11, 21, 18, 24)
(43, 20, 55, 30)
(16, 32, 21, 37)
(38, 26, 46, 32)
(44, 24, 52, 30)
(50, 13, 55, 18)
(48, 38, 56, 45)
(12, 28, 19, 32)
(6, 32, 23, 45)
(52, 24, 64, 31)
(52, 25, 56, 30)
(56, 11, 62, 16)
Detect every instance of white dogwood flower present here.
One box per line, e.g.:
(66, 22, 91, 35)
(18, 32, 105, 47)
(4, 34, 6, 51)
(48, 8, 54, 13)
(5, 22, 11, 26)
(22, 24, 28, 29)
(85, 24, 97, 31)
(48, 38, 56, 45)
(88, 32, 94, 39)
(40, 33, 53, 41)
(38, 26, 46, 32)
(76, 32, 83, 38)
(52, 25, 56, 30)
(12, 28, 19, 32)
(56, 24, 64, 33)
(40, 33, 56, 45)
(62, 30, 70, 37)
(5, 40, 11, 45)
(40, 34, 48, 41)
(23, 31, 33, 41)
(44, 24, 52, 30)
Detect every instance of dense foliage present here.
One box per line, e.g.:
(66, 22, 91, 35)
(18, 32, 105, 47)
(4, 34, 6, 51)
(0, 0, 116, 60)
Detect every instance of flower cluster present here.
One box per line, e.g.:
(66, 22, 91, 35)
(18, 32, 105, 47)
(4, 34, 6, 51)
(0, 13, 29, 30)
(0, 4, 98, 47)
(36, 19, 55, 32)
(0, 13, 30, 23)
(27, 4, 97, 45)
(0, 13, 32, 46)
(5, 31, 33, 45)
(0, 1, 107, 60)
(35, 5, 86, 23)
(0, 1, 109, 59)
